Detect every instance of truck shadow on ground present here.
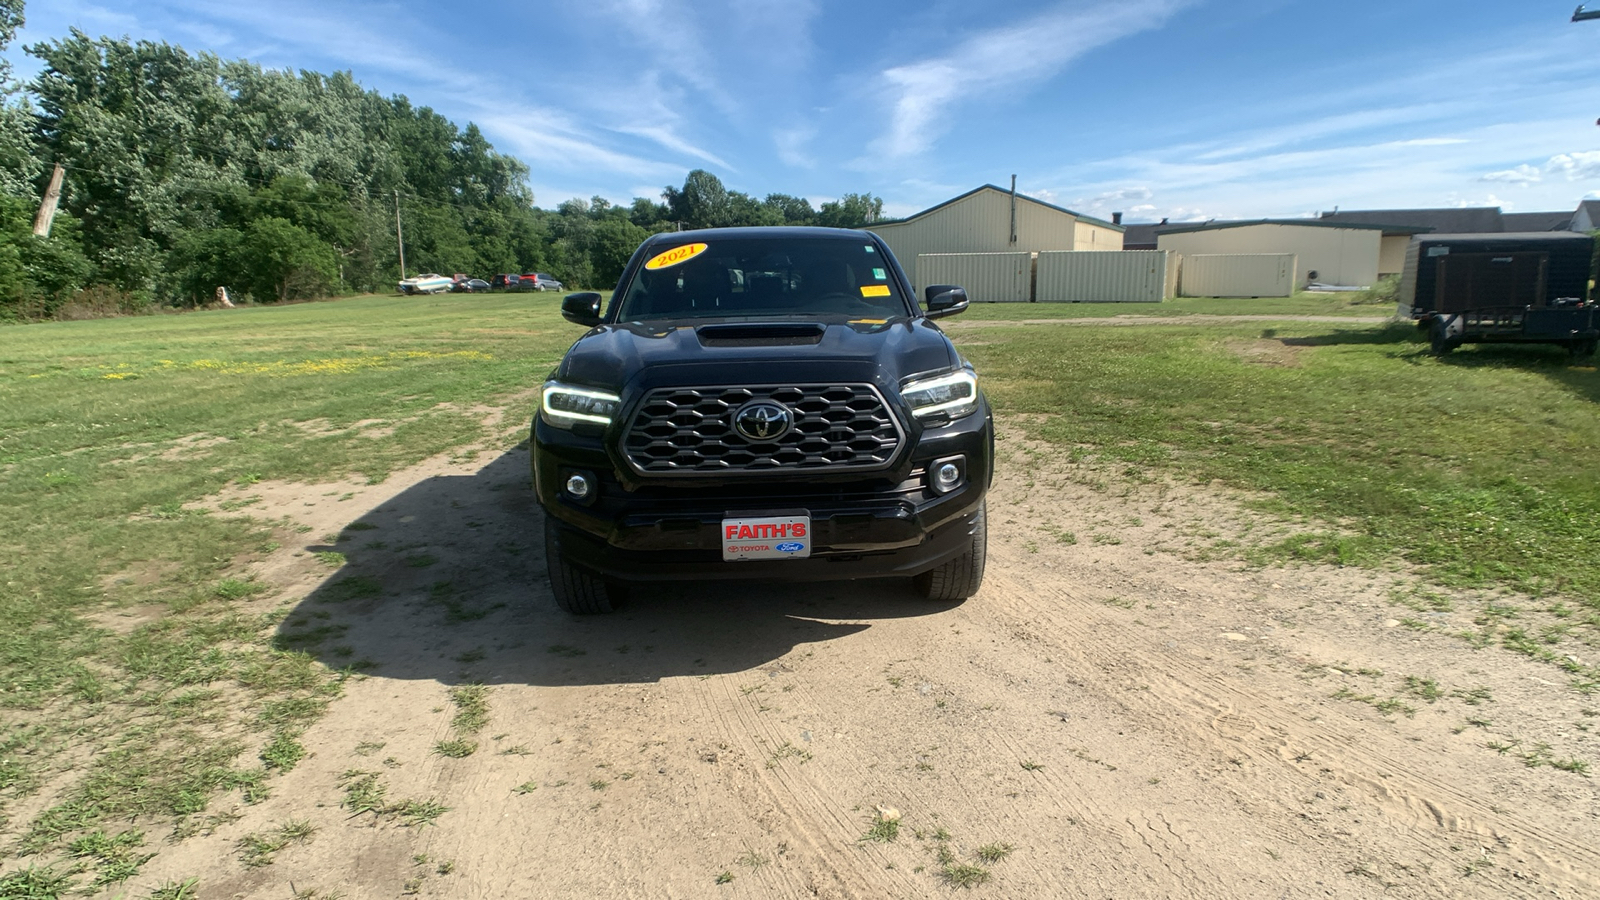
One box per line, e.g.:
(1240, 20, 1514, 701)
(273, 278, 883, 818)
(279, 444, 960, 688)
(1273, 325, 1600, 403)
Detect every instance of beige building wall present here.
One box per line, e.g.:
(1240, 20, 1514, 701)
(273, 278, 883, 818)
(1378, 235, 1409, 276)
(1073, 220, 1125, 251)
(871, 187, 1081, 287)
(1157, 223, 1381, 287)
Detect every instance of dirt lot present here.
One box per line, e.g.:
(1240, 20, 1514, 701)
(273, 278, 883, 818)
(133, 423, 1599, 899)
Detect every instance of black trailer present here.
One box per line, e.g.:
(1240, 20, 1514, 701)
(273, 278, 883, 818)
(1399, 232, 1597, 357)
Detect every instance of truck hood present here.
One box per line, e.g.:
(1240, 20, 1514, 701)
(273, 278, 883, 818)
(555, 317, 962, 395)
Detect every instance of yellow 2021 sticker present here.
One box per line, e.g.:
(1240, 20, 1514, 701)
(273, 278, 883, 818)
(860, 284, 891, 297)
(644, 243, 709, 270)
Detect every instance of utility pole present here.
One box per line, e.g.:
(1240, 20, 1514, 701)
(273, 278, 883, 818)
(32, 164, 65, 238)
(394, 189, 407, 278)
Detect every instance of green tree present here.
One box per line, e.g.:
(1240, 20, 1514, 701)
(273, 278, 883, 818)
(663, 169, 732, 229)
(239, 217, 338, 302)
(763, 193, 817, 225)
(590, 216, 650, 288)
(629, 196, 669, 228)
(0, 193, 93, 318)
(818, 193, 884, 228)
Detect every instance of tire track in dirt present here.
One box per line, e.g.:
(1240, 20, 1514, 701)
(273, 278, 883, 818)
(121, 430, 1599, 899)
(979, 540, 1600, 898)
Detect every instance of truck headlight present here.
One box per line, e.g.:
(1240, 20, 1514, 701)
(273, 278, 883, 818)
(541, 382, 621, 428)
(901, 370, 979, 421)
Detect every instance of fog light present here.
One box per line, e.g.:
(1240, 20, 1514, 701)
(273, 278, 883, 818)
(930, 457, 965, 495)
(564, 473, 592, 500)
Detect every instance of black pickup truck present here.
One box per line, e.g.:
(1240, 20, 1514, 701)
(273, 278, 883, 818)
(531, 227, 993, 614)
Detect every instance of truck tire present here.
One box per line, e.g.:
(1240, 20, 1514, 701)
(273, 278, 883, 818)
(1571, 339, 1597, 359)
(545, 514, 626, 614)
(913, 503, 987, 601)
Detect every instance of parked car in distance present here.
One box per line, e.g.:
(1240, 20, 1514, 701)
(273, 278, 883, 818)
(398, 273, 453, 295)
(521, 273, 564, 292)
(451, 278, 491, 293)
(491, 274, 522, 291)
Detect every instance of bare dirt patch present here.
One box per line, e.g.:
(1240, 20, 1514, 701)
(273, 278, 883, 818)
(123, 423, 1599, 899)
(158, 433, 231, 461)
(1220, 337, 1310, 367)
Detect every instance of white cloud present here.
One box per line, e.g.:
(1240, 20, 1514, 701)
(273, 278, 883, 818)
(1070, 186, 1154, 210)
(774, 126, 817, 169)
(613, 125, 732, 170)
(1547, 150, 1600, 181)
(1481, 164, 1542, 185)
(1451, 194, 1507, 209)
(869, 0, 1193, 159)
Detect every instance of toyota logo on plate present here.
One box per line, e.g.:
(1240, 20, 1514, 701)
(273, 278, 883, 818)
(733, 401, 792, 441)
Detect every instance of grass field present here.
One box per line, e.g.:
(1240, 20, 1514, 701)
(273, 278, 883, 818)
(957, 319, 1600, 600)
(1, 291, 1597, 889)
(0, 293, 577, 888)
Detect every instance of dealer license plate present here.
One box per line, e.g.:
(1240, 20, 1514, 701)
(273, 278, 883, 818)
(721, 514, 811, 561)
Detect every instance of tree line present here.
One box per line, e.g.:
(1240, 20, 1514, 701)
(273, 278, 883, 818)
(0, 1, 883, 319)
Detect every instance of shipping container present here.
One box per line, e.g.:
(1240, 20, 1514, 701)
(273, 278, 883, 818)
(1035, 250, 1169, 302)
(1399, 232, 1597, 356)
(1179, 254, 1296, 298)
(916, 252, 1032, 303)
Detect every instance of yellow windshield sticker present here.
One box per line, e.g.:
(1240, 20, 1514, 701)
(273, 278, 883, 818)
(860, 284, 891, 298)
(644, 243, 709, 270)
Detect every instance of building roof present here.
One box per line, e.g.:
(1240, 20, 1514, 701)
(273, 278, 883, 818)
(1412, 232, 1592, 246)
(1577, 200, 1600, 231)
(1318, 207, 1505, 235)
(1120, 223, 1162, 247)
(873, 184, 1125, 232)
(1501, 211, 1575, 232)
(1157, 218, 1414, 237)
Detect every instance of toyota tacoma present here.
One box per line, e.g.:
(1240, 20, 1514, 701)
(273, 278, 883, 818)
(532, 226, 992, 614)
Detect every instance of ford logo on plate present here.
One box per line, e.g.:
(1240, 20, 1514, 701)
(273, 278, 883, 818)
(733, 401, 793, 441)
(775, 542, 804, 553)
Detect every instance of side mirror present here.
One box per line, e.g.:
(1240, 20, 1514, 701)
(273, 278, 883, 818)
(923, 285, 970, 319)
(561, 292, 604, 327)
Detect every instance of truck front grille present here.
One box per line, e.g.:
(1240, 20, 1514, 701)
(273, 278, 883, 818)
(622, 384, 903, 474)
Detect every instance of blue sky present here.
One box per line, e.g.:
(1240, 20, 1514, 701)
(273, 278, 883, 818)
(10, 0, 1600, 222)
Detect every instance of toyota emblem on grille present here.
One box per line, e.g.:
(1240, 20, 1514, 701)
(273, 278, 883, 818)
(733, 401, 792, 441)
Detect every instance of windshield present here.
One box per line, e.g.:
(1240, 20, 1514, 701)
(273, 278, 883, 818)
(615, 237, 909, 321)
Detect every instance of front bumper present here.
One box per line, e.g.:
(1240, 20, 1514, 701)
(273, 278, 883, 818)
(534, 405, 993, 583)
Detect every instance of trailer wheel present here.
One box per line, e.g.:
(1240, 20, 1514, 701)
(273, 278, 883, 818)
(1429, 319, 1457, 356)
(1571, 339, 1598, 360)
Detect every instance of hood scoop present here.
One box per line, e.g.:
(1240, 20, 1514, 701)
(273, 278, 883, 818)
(695, 322, 826, 347)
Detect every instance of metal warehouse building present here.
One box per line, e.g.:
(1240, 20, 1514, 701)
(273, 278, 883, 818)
(870, 184, 1125, 296)
(1156, 220, 1389, 291)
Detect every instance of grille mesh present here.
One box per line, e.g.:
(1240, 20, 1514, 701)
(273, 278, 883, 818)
(623, 384, 902, 474)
